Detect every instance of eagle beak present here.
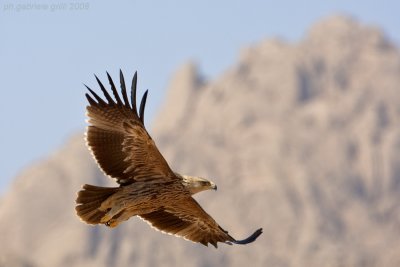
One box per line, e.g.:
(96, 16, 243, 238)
(211, 183, 217, 191)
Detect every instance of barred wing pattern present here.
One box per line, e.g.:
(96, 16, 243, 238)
(85, 71, 175, 185)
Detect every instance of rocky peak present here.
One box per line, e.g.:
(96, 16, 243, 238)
(151, 62, 204, 135)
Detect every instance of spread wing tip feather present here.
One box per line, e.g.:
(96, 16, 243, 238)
(131, 71, 138, 115)
(139, 90, 148, 123)
(107, 71, 123, 105)
(231, 228, 263, 245)
(85, 85, 107, 106)
(85, 93, 97, 106)
(119, 69, 131, 109)
(94, 74, 114, 104)
(87, 71, 147, 119)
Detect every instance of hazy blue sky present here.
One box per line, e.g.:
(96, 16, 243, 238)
(1, 1, 399, 194)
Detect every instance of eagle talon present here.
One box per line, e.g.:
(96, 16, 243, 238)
(106, 220, 119, 228)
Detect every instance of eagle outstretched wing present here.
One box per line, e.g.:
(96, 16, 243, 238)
(140, 195, 263, 248)
(78, 70, 263, 247)
(84, 70, 175, 185)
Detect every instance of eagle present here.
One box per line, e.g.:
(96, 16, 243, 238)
(75, 70, 262, 248)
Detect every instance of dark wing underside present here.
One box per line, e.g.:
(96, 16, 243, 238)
(140, 195, 263, 248)
(85, 71, 175, 185)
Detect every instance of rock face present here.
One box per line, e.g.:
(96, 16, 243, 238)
(1, 16, 400, 267)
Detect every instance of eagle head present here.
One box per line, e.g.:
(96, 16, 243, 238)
(179, 174, 217, 195)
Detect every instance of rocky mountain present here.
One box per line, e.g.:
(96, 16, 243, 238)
(1, 16, 400, 267)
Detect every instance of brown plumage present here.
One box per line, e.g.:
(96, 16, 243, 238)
(75, 70, 262, 248)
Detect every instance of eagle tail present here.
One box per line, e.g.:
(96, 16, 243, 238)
(75, 184, 119, 225)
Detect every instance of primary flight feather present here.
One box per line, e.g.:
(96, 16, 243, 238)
(75, 70, 263, 248)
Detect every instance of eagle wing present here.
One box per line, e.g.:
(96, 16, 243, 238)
(140, 195, 263, 248)
(85, 71, 175, 185)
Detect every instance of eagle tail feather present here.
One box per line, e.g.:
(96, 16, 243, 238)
(75, 184, 118, 225)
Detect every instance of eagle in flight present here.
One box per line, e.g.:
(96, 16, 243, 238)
(75, 71, 262, 248)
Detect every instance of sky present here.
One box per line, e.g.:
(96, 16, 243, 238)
(1, 0, 399, 195)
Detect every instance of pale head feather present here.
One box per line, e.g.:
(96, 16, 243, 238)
(178, 174, 217, 195)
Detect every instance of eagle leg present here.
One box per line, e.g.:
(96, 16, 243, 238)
(100, 204, 124, 224)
